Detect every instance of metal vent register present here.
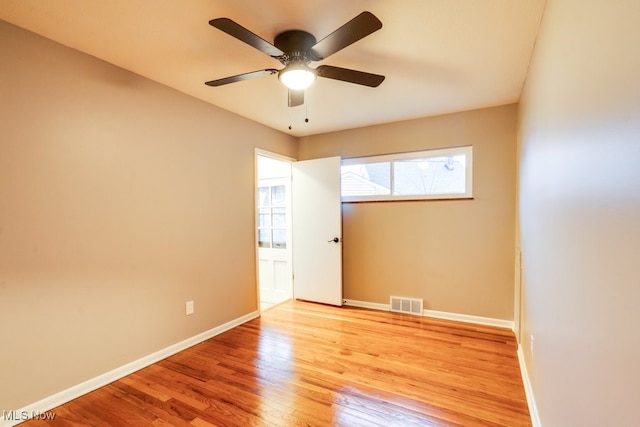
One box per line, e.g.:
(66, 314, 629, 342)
(390, 296, 423, 316)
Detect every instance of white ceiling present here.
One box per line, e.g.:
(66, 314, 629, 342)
(0, 0, 546, 137)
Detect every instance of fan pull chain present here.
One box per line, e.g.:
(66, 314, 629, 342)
(305, 100, 309, 123)
(305, 91, 310, 123)
(287, 92, 311, 130)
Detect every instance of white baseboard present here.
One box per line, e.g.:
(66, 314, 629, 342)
(4, 311, 259, 427)
(343, 299, 514, 330)
(342, 299, 389, 311)
(423, 308, 514, 329)
(517, 345, 541, 427)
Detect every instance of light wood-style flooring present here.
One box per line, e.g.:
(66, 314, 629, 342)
(23, 300, 531, 426)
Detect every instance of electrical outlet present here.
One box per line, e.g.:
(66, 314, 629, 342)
(186, 300, 194, 315)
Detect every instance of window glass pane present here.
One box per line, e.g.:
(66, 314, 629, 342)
(272, 207, 286, 227)
(258, 208, 271, 227)
(341, 162, 391, 196)
(271, 185, 286, 206)
(272, 229, 287, 249)
(258, 229, 271, 248)
(341, 147, 472, 201)
(258, 187, 270, 207)
(393, 155, 466, 196)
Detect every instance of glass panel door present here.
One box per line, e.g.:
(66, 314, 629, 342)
(256, 153, 293, 311)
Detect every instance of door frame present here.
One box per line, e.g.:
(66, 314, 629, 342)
(254, 149, 296, 312)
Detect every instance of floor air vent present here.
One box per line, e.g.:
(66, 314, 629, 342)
(390, 296, 423, 316)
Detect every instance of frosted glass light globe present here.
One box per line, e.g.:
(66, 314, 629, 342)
(279, 65, 316, 90)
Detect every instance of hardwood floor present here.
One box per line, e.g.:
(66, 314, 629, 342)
(24, 301, 531, 426)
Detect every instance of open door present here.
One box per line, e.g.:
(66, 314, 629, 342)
(292, 157, 343, 306)
(256, 152, 293, 311)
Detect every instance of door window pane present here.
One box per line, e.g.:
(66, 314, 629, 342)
(271, 185, 286, 206)
(272, 229, 287, 249)
(258, 229, 271, 248)
(258, 208, 271, 227)
(258, 187, 270, 207)
(272, 207, 286, 227)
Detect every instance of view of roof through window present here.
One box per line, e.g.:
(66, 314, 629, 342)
(341, 146, 472, 201)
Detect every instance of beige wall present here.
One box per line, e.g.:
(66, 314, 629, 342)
(0, 21, 297, 410)
(299, 105, 517, 320)
(518, 0, 640, 425)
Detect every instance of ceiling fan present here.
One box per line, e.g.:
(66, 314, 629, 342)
(205, 11, 385, 107)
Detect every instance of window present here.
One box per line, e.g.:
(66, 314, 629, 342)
(341, 146, 473, 202)
(257, 184, 288, 248)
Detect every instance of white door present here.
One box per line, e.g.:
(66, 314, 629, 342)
(292, 157, 343, 306)
(257, 154, 293, 309)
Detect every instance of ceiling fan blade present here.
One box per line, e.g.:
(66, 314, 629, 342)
(288, 89, 304, 107)
(209, 18, 284, 57)
(310, 11, 382, 60)
(205, 69, 278, 86)
(316, 65, 385, 87)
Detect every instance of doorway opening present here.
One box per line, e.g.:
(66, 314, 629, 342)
(256, 151, 293, 312)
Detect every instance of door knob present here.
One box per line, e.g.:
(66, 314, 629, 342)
(328, 237, 340, 243)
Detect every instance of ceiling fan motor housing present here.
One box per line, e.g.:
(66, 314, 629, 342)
(274, 30, 317, 65)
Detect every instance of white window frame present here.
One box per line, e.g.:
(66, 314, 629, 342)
(341, 146, 473, 202)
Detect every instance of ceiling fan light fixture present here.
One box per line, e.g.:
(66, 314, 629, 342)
(279, 64, 316, 90)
